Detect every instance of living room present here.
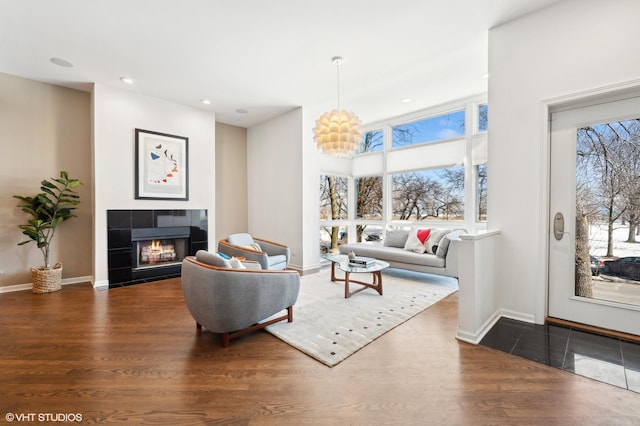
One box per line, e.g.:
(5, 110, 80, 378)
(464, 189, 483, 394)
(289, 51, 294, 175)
(2, 0, 640, 423)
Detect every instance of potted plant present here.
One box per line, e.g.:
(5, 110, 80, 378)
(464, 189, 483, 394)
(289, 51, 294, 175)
(14, 171, 82, 293)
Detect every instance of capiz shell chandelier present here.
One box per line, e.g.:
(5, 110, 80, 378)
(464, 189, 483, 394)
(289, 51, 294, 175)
(313, 57, 362, 157)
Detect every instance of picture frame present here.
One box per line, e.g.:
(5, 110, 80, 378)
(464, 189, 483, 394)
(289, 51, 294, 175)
(135, 129, 189, 200)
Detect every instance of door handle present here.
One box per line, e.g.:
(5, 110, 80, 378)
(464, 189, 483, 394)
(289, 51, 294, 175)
(553, 212, 565, 240)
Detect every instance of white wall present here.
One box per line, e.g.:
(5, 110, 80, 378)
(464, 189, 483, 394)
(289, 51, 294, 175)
(215, 122, 247, 242)
(488, 0, 640, 323)
(92, 84, 216, 287)
(247, 108, 304, 270)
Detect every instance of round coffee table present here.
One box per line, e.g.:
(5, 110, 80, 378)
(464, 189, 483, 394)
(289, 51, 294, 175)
(323, 254, 390, 298)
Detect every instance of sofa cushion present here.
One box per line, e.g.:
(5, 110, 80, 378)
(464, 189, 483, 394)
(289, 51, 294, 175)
(339, 244, 445, 268)
(196, 250, 231, 268)
(383, 229, 409, 248)
(267, 254, 287, 270)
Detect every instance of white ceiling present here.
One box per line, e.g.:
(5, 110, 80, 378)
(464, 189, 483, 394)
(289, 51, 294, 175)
(0, 0, 563, 128)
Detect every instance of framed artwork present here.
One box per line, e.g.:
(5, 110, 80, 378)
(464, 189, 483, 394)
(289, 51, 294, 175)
(135, 129, 189, 200)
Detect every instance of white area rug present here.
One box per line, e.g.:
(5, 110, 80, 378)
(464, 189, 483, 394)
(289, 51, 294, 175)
(265, 268, 457, 367)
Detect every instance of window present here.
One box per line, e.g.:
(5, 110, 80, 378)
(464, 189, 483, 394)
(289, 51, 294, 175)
(319, 175, 348, 220)
(391, 167, 464, 220)
(356, 176, 383, 220)
(478, 104, 488, 132)
(360, 130, 383, 153)
(477, 164, 487, 221)
(320, 96, 488, 259)
(392, 110, 465, 148)
(320, 175, 348, 254)
(356, 224, 383, 243)
(320, 226, 347, 254)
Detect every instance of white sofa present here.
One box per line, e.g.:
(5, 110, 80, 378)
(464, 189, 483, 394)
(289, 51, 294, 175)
(338, 228, 465, 278)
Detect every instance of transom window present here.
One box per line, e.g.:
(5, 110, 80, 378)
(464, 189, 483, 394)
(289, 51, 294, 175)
(392, 110, 465, 148)
(359, 130, 384, 154)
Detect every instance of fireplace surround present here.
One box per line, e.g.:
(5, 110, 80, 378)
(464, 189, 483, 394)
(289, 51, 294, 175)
(107, 209, 207, 288)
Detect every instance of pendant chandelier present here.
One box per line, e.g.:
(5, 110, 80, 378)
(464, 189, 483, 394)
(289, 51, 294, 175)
(313, 56, 362, 157)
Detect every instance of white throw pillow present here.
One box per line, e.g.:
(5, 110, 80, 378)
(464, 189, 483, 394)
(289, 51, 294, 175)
(228, 257, 247, 269)
(196, 250, 231, 268)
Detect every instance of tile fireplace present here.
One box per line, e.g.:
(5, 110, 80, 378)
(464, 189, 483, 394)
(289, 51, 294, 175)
(107, 209, 207, 288)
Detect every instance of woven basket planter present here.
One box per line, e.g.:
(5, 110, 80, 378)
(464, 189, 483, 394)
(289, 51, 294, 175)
(31, 263, 63, 293)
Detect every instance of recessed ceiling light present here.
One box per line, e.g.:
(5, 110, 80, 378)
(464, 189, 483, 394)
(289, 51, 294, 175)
(50, 57, 74, 68)
(236, 108, 248, 114)
(120, 77, 134, 84)
(201, 99, 211, 105)
(401, 98, 413, 103)
(482, 72, 489, 79)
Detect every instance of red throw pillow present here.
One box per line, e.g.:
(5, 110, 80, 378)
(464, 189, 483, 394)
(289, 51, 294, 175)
(416, 228, 431, 244)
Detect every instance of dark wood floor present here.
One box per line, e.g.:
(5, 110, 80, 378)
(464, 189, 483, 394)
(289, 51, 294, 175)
(2, 277, 640, 425)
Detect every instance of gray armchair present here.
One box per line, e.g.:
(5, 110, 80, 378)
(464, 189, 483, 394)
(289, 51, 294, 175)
(181, 252, 300, 347)
(218, 233, 290, 270)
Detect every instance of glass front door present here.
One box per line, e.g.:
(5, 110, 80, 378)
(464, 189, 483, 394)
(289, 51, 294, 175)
(548, 95, 640, 336)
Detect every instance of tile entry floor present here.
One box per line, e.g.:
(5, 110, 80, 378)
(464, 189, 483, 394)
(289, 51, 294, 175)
(480, 317, 640, 393)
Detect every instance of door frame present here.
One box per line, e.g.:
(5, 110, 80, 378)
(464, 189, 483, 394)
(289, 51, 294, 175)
(540, 80, 640, 325)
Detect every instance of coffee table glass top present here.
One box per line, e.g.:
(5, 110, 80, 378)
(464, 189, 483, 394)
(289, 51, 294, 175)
(323, 254, 389, 273)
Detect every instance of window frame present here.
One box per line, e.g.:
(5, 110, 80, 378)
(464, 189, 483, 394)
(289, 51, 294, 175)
(320, 95, 488, 252)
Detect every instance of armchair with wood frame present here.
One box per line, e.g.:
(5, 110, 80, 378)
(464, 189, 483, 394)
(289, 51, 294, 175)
(181, 251, 300, 347)
(217, 233, 290, 270)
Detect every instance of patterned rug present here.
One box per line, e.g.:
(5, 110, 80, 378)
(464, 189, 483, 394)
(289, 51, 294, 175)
(265, 268, 457, 367)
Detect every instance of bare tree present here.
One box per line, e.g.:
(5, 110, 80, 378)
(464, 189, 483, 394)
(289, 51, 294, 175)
(392, 170, 463, 220)
(575, 205, 593, 298)
(577, 125, 628, 256)
(477, 164, 488, 221)
(320, 175, 348, 252)
(355, 176, 382, 241)
(479, 104, 488, 132)
(392, 173, 428, 220)
(360, 130, 383, 153)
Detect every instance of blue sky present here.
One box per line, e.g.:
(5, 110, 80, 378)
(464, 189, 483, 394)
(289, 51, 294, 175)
(392, 110, 465, 147)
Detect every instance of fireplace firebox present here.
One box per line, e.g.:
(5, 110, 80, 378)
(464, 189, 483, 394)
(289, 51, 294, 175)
(131, 226, 190, 271)
(135, 238, 186, 269)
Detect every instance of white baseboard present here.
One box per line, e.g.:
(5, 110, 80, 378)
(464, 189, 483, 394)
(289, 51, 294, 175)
(0, 275, 94, 294)
(287, 262, 321, 276)
(93, 279, 109, 290)
(456, 310, 501, 345)
(500, 309, 536, 324)
(455, 308, 537, 345)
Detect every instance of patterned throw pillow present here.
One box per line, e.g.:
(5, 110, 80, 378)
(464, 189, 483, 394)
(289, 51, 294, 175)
(403, 229, 431, 253)
(424, 229, 450, 254)
(243, 242, 263, 252)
